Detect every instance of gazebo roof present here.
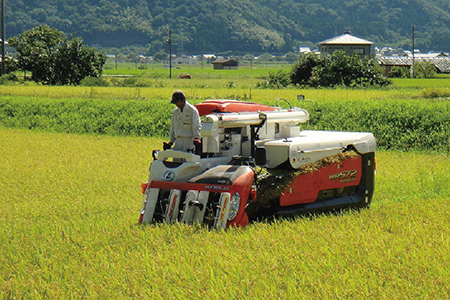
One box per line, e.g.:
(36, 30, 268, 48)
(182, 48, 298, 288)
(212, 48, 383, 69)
(318, 34, 373, 45)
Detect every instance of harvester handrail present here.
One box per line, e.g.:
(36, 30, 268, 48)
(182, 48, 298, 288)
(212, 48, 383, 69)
(275, 97, 293, 109)
(156, 150, 201, 163)
(297, 141, 367, 154)
(298, 146, 345, 154)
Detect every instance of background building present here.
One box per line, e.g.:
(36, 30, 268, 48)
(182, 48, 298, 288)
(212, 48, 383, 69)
(212, 59, 239, 70)
(318, 32, 373, 58)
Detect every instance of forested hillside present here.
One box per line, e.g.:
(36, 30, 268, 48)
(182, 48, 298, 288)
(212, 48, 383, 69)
(7, 0, 450, 54)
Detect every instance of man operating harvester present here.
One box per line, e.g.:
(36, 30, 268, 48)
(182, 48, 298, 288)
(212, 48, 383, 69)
(164, 90, 202, 154)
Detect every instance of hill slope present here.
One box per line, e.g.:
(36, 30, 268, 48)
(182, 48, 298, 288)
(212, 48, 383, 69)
(6, 0, 450, 54)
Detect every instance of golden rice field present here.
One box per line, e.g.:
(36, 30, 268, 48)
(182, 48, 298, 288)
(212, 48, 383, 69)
(1, 73, 450, 298)
(1, 128, 449, 299)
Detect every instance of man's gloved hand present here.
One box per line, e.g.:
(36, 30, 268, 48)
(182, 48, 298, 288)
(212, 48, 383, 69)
(193, 138, 201, 146)
(163, 142, 173, 150)
(193, 138, 201, 155)
(152, 149, 159, 160)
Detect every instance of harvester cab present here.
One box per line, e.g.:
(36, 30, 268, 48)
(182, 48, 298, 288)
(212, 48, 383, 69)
(139, 100, 376, 228)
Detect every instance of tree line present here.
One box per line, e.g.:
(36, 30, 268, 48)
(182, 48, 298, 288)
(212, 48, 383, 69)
(6, 0, 450, 54)
(2, 24, 395, 88)
(4, 25, 393, 88)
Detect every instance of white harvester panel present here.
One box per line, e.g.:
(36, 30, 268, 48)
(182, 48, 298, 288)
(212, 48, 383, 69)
(278, 125, 301, 139)
(141, 188, 160, 223)
(193, 191, 209, 223)
(148, 151, 202, 183)
(263, 130, 377, 169)
(181, 190, 198, 224)
(201, 115, 220, 153)
(291, 131, 376, 168)
(181, 190, 209, 225)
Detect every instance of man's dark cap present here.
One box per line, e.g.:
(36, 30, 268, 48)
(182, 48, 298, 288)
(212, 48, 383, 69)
(171, 90, 185, 103)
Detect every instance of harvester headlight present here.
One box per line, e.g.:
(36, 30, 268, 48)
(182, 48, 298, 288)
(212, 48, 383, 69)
(228, 192, 241, 221)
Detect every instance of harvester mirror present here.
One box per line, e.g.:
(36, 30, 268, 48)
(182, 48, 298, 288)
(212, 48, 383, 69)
(255, 147, 266, 165)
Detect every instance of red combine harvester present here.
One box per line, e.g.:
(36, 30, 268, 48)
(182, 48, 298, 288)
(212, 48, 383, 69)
(139, 100, 376, 228)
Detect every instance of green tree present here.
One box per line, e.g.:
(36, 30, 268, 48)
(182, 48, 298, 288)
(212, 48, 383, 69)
(153, 51, 168, 61)
(3, 56, 18, 74)
(413, 61, 436, 78)
(9, 25, 106, 85)
(145, 40, 164, 56)
(258, 53, 273, 62)
(53, 37, 107, 85)
(290, 51, 391, 88)
(285, 52, 300, 62)
(127, 52, 140, 68)
(8, 25, 66, 83)
(390, 66, 410, 78)
(290, 52, 322, 85)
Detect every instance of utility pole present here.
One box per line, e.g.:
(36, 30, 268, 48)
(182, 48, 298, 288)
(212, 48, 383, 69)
(168, 28, 172, 79)
(411, 25, 415, 78)
(1, 0, 5, 75)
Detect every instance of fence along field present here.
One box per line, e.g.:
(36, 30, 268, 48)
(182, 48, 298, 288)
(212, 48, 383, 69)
(1, 75, 450, 298)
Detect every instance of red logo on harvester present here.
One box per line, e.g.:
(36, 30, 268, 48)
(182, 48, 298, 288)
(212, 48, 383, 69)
(329, 170, 357, 182)
(219, 197, 228, 224)
(168, 194, 178, 218)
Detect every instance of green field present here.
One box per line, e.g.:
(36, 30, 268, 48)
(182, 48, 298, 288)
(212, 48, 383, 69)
(1, 72, 450, 299)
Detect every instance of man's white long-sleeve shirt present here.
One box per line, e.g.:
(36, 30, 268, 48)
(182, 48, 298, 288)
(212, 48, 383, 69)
(169, 101, 201, 151)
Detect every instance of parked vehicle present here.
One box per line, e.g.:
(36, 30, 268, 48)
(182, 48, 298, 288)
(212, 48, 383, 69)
(178, 73, 191, 79)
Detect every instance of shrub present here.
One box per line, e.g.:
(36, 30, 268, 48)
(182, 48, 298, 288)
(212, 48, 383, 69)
(390, 66, 410, 78)
(421, 88, 450, 99)
(256, 70, 291, 89)
(79, 77, 111, 87)
(0, 74, 19, 85)
(267, 70, 291, 88)
(255, 81, 271, 89)
(413, 61, 436, 78)
(227, 81, 237, 88)
(109, 77, 156, 87)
